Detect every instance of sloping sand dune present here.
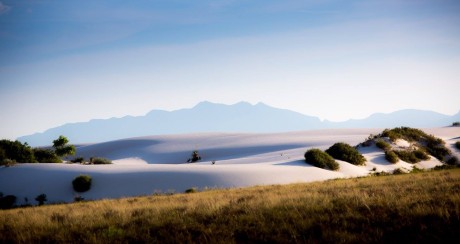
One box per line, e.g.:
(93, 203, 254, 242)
(1, 128, 458, 204)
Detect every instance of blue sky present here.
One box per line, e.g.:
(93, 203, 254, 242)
(1, 0, 459, 140)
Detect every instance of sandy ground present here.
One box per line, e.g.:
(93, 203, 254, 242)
(1, 127, 458, 204)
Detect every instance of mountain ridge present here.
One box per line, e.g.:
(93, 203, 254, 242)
(17, 101, 460, 146)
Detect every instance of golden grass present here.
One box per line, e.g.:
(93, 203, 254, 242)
(1, 169, 460, 243)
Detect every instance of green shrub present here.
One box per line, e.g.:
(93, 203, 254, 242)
(71, 157, 85, 163)
(185, 188, 197, 193)
(52, 135, 76, 157)
(453, 122, 460, 126)
(394, 150, 422, 164)
(90, 157, 112, 165)
(0, 139, 35, 163)
(375, 139, 391, 151)
(455, 141, 460, 150)
(33, 148, 62, 163)
(0, 158, 16, 167)
(325, 142, 366, 165)
(304, 149, 339, 170)
(385, 150, 398, 164)
(72, 175, 92, 192)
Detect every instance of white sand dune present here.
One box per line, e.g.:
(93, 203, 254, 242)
(1, 127, 458, 204)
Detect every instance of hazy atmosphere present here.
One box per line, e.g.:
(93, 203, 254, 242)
(1, 0, 459, 140)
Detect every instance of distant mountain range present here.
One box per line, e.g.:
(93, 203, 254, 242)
(18, 101, 460, 146)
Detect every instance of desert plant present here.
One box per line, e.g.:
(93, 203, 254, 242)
(453, 122, 460, 126)
(35, 194, 47, 206)
(385, 150, 399, 164)
(71, 157, 85, 164)
(0, 193, 16, 209)
(33, 148, 62, 163)
(187, 150, 202, 163)
(393, 168, 406, 175)
(53, 135, 76, 157)
(72, 175, 92, 192)
(455, 141, 460, 150)
(325, 142, 366, 165)
(0, 158, 16, 167)
(90, 157, 112, 164)
(375, 139, 391, 151)
(304, 148, 339, 170)
(185, 188, 197, 193)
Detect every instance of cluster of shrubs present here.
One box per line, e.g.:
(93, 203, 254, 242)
(0, 192, 47, 209)
(0, 135, 75, 165)
(70, 156, 112, 164)
(453, 122, 460, 126)
(455, 141, 460, 150)
(364, 127, 455, 164)
(304, 142, 366, 170)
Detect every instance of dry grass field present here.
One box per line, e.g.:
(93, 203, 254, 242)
(1, 169, 460, 243)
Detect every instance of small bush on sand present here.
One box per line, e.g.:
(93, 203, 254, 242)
(394, 149, 429, 164)
(455, 141, 460, 150)
(326, 142, 366, 165)
(72, 175, 92, 192)
(185, 188, 198, 193)
(385, 150, 398, 164)
(71, 157, 85, 164)
(304, 149, 339, 170)
(375, 139, 391, 151)
(393, 168, 406, 175)
(90, 157, 112, 165)
(0, 193, 16, 209)
(453, 122, 460, 126)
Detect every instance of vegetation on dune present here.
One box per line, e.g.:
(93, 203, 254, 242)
(453, 122, 460, 126)
(90, 157, 112, 165)
(393, 149, 430, 164)
(72, 175, 92, 193)
(375, 139, 391, 151)
(325, 142, 366, 165)
(455, 141, 460, 150)
(1, 169, 459, 243)
(304, 148, 339, 170)
(0, 135, 76, 164)
(384, 150, 399, 164)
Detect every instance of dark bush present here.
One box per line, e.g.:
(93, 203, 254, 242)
(304, 149, 339, 170)
(393, 168, 406, 175)
(71, 157, 85, 163)
(0, 158, 16, 167)
(0, 193, 17, 209)
(90, 157, 112, 165)
(455, 141, 460, 150)
(35, 194, 47, 206)
(33, 148, 62, 163)
(325, 142, 366, 165)
(375, 140, 391, 151)
(394, 150, 422, 163)
(446, 156, 458, 166)
(453, 122, 460, 126)
(187, 150, 202, 163)
(185, 188, 197, 193)
(72, 175, 92, 192)
(0, 139, 35, 163)
(385, 150, 398, 164)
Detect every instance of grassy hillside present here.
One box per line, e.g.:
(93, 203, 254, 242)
(1, 169, 460, 243)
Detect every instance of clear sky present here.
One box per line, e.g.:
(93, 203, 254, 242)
(1, 0, 459, 140)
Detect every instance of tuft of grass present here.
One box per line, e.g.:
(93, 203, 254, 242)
(1, 169, 459, 243)
(304, 148, 339, 170)
(90, 157, 112, 165)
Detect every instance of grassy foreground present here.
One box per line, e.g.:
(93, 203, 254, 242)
(1, 170, 460, 243)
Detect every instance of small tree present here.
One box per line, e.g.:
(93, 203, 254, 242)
(35, 194, 47, 206)
(53, 135, 76, 158)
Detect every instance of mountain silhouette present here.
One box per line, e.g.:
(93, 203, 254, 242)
(18, 101, 460, 146)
